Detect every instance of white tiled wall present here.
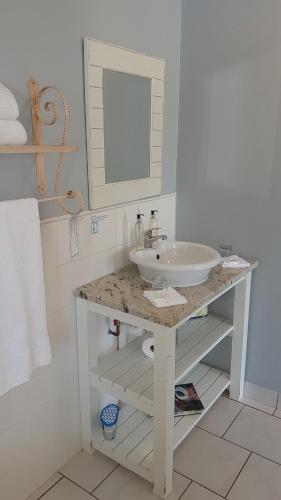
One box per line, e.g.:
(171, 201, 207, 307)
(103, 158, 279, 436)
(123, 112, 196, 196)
(0, 193, 176, 500)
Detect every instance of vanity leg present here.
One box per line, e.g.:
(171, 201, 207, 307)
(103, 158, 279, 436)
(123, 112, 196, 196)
(153, 325, 176, 499)
(230, 272, 252, 401)
(76, 297, 92, 453)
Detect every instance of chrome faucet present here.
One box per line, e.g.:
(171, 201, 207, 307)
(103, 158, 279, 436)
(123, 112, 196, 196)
(144, 229, 167, 248)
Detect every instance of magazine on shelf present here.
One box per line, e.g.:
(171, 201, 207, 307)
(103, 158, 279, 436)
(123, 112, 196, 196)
(175, 383, 204, 416)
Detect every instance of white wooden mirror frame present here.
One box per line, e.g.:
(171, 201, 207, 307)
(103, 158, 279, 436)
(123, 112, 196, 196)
(84, 38, 165, 209)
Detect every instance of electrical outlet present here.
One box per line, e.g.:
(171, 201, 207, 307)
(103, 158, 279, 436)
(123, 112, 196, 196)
(91, 216, 99, 234)
(90, 214, 109, 234)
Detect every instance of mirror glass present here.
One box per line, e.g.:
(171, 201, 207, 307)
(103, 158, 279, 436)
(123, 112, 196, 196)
(103, 69, 151, 184)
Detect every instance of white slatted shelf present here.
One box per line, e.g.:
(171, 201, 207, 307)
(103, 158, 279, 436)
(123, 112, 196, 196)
(92, 363, 230, 479)
(89, 314, 233, 414)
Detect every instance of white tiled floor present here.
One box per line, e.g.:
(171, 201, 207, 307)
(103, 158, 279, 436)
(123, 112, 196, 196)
(227, 454, 281, 500)
(26, 475, 63, 500)
(93, 468, 190, 500)
(27, 394, 281, 500)
(60, 451, 117, 493)
(197, 396, 243, 437)
(224, 405, 281, 464)
(181, 482, 224, 500)
(173, 428, 250, 496)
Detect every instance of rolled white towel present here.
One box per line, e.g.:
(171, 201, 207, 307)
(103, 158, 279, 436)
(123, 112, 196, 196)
(0, 83, 19, 120)
(0, 119, 27, 145)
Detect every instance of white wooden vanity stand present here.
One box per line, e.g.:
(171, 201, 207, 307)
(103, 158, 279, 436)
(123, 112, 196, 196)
(75, 261, 258, 499)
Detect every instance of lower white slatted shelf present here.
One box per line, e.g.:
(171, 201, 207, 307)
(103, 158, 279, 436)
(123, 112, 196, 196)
(89, 314, 233, 414)
(91, 363, 230, 481)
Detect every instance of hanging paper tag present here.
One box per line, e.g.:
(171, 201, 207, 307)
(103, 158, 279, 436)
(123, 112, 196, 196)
(70, 216, 80, 258)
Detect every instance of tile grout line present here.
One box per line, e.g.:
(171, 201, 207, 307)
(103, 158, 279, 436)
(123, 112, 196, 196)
(194, 426, 230, 442)
(229, 398, 281, 420)
(230, 395, 277, 417)
(191, 479, 226, 498)
(177, 478, 193, 500)
(173, 470, 226, 498)
(224, 452, 252, 498)
(197, 424, 281, 469)
(193, 426, 226, 440)
(221, 403, 245, 438)
(58, 472, 102, 496)
(222, 435, 281, 468)
(241, 399, 276, 416)
(32, 474, 63, 500)
(91, 463, 120, 494)
(59, 456, 120, 497)
(243, 403, 280, 420)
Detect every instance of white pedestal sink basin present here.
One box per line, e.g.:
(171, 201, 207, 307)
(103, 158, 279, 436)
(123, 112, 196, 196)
(129, 241, 221, 287)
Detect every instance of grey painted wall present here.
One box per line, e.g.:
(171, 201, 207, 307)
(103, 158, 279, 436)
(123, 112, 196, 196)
(0, 0, 181, 218)
(177, 0, 281, 392)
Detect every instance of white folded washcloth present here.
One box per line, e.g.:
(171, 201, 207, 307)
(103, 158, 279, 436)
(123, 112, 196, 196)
(0, 119, 27, 145)
(0, 83, 19, 120)
(221, 255, 250, 268)
(143, 287, 187, 308)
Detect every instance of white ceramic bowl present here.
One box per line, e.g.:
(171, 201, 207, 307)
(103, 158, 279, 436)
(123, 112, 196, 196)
(129, 241, 221, 287)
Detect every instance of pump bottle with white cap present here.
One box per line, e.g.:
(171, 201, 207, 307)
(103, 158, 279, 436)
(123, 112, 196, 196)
(135, 213, 144, 250)
(149, 209, 159, 249)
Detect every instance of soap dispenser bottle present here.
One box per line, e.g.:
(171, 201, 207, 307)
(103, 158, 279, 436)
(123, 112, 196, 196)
(135, 213, 144, 250)
(149, 210, 159, 249)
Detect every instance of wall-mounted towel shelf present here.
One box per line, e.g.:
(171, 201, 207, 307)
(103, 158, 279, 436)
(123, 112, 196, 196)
(0, 78, 83, 215)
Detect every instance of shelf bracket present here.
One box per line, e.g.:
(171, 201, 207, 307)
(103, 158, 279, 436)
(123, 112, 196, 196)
(27, 78, 83, 214)
(28, 79, 46, 192)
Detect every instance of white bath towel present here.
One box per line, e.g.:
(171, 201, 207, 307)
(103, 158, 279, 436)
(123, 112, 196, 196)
(0, 199, 52, 397)
(0, 83, 19, 120)
(0, 119, 27, 145)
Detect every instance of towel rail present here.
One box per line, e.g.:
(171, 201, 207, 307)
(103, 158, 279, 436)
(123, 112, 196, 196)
(38, 191, 78, 204)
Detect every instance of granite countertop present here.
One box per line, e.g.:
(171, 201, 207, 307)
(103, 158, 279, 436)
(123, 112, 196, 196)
(74, 261, 258, 328)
